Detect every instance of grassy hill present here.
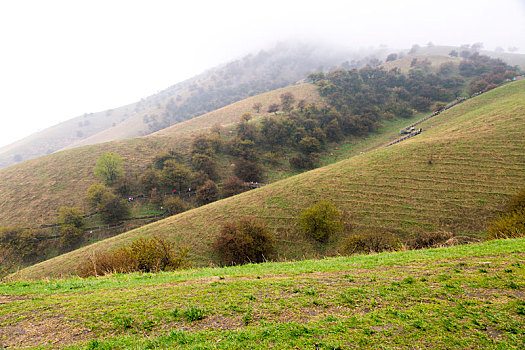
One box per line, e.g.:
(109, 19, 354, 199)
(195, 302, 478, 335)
(0, 43, 369, 169)
(381, 54, 460, 72)
(0, 83, 321, 227)
(2, 238, 524, 348)
(19, 80, 525, 279)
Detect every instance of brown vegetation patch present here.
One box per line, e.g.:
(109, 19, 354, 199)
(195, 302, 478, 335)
(0, 315, 90, 348)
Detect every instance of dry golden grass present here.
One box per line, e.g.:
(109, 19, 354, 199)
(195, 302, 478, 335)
(154, 83, 321, 136)
(381, 55, 460, 72)
(19, 80, 525, 279)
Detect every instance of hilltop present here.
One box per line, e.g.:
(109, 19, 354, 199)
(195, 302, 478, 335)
(19, 79, 525, 279)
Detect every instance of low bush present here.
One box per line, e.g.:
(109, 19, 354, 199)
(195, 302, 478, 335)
(196, 180, 219, 205)
(488, 187, 525, 239)
(488, 210, 525, 239)
(409, 231, 453, 249)
(221, 176, 249, 198)
(341, 231, 402, 255)
(163, 197, 187, 216)
(214, 217, 274, 265)
(299, 201, 342, 242)
(78, 237, 190, 277)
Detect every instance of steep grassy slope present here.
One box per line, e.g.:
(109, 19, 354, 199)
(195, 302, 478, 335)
(20, 80, 525, 279)
(2, 238, 524, 348)
(0, 84, 320, 227)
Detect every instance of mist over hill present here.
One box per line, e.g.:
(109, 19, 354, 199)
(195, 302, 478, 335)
(0, 42, 389, 169)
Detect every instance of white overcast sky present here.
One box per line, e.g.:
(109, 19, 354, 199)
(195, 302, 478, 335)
(0, 0, 524, 148)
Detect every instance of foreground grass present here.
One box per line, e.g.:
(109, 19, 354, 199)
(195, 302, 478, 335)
(1, 238, 524, 349)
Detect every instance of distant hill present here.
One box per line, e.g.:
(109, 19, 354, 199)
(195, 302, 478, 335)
(0, 43, 384, 169)
(20, 80, 525, 279)
(0, 83, 322, 227)
(381, 54, 461, 72)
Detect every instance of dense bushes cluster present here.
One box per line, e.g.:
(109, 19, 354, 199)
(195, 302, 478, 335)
(78, 237, 190, 277)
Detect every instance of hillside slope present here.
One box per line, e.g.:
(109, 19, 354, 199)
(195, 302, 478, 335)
(0, 84, 320, 227)
(2, 238, 524, 348)
(0, 43, 365, 169)
(20, 80, 525, 279)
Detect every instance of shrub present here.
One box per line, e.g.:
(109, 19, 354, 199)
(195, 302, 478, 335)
(98, 191, 130, 224)
(409, 231, 453, 249)
(163, 197, 187, 216)
(488, 187, 525, 239)
(488, 210, 525, 239)
(505, 188, 525, 214)
(196, 180, 219, 205)
(289, 152, 319, 170)
(234, 158, 262, 182)
(85, 184, 106, 209)
(299, 202, 342, 242)
(78, 237, 190, 277)
(58, 206, 85, 229)
(341, 231, 402, 255)
(221, 176, 249, 198)
(59, 225, 83, 251)
(214, 217, 274, 265)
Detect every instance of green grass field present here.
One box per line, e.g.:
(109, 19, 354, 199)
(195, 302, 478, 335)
(1, 238, 524, 349)
(18, 80, 525, 279)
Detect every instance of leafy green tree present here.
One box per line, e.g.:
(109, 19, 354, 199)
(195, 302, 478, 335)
(324, 119, 344, 142)
(191, 134, 215, 157)
(140, 168, 160, 192)
(299, 201, 342, 242)
(94, 152, 124, 185)
(191, 153, 218, 181)
(160, 160, 191, 192)
(299, 137, 321, 154)
(58, 206, 85, 230)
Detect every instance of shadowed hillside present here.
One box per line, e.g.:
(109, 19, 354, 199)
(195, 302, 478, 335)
(20, 80, 525, 279)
